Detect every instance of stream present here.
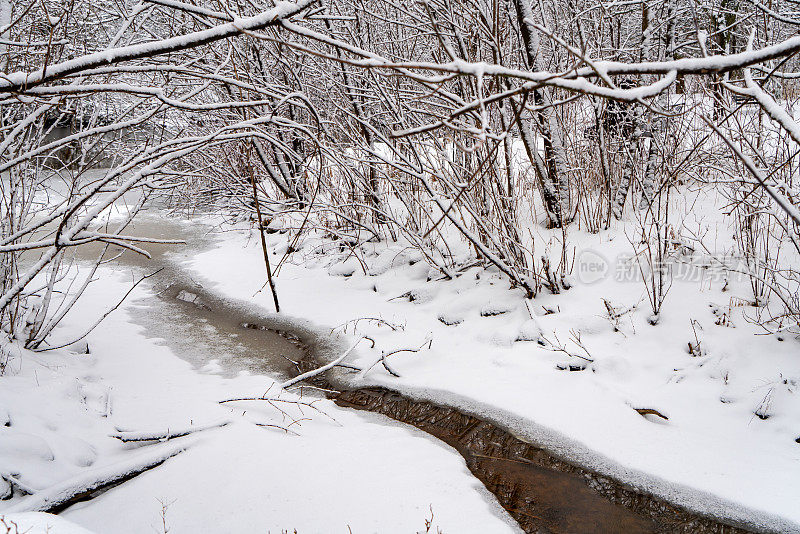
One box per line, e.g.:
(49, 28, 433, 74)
(74, 207, 755, 534)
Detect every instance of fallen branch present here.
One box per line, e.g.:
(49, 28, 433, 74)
(4, 443, 188, 514)
(279, 337, 365, 389)
(358, 338, 432, 378)
(111, 419, 231, 442)
(254, 422, 300, 435)
(219, 396, 337, 425)
(540, 332, 594, 362)
(0, 471, 38, 496)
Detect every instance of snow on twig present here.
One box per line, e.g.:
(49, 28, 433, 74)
(279, 337, 366, 389)
(111, 419, 231, 442)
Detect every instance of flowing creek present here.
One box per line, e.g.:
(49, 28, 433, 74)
(74, 208, 755, 534)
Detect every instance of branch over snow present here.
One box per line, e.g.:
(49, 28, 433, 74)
(4, 443, 188, 514)
(0, 0, 316, 93)
(280, 337, 365, 389)
(111, 420, 231, 442)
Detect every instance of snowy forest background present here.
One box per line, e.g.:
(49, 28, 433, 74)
(1, 0, 800, 531)
(3, 0, 800, 341)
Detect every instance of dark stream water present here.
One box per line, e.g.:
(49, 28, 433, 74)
(66, 208, 753, 534)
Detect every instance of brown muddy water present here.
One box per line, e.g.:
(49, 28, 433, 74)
(334, 388, 752, 534)
(70, 209, 754, 534)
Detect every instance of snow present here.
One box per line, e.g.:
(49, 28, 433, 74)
(0, 0, 316, 92)
(0, 512, 94, 534)
(0, 266, 519, 533)
(6, 442, 189, 514)
(183, 185, 800, 532)
(1, 181, 797, 533)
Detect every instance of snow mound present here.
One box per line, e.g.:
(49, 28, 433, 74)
(0, 512, 95, 533)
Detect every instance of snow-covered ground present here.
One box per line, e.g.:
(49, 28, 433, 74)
(0, 252, 519, 532)
(183, 186, 800, 533)
(2, 180, 798, 533)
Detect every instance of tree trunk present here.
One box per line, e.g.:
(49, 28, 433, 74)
(513, 0, 569, 227)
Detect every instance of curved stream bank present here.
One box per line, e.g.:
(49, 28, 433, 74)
(152, 279, 762, 534)
(151, 278, 755, 533)
(96, 211, 779, 534)
(289, 353, 754, 534)
(334, 388, 745, 534)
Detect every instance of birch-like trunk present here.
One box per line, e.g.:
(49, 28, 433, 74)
(0, 0, 9, 73)
(612, 141, 637, 220)
(639, 0, 677, 210)
(513, 0, 569, 227)
(637, 1, 659, 211)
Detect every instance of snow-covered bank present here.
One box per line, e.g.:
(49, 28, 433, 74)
(0, 513, 93, 533)
(187, 209, 800, 533)
(2, 187, 798, 532)
(1, 266, 520, 533)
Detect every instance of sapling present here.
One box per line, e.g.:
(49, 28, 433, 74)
(687, 319, 705, 357)
(629, 178, 674, 325)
